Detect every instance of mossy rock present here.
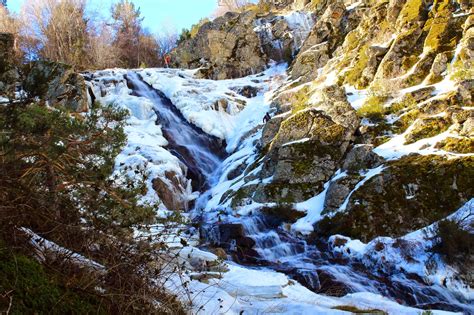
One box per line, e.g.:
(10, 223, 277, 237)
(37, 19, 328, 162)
(435, 137, 474, 153)
(261, 204, 305, 223)
(316, 155, 474, 242)
(357, 95, 387, 121)
(253, 182, 321, 204)
(404, 115, 451, 144)
(393, 108, 422, 133)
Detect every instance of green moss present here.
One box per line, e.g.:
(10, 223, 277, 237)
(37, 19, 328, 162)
(290, 86, 310, 114)
(357, 95, 386, 121)
(405, 116, 450, 144)
(344, 44, 371, 88)
(387, 94, 418, 115)
(401, 55, 420, 71)
(398, 0, 425, 25)
(393, 109, 421, 133)
(435, 137, 474, 154)
(0, 243, 103, 314)
(317, 155, 474, 242)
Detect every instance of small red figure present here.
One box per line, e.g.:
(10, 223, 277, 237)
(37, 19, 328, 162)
(164, 54, 171, 68)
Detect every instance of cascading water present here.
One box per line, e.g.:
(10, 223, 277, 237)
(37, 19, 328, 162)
(117, 70, 471, 314)
(125, 71, 225, 190)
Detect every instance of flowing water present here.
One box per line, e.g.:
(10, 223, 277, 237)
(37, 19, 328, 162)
(124, 70, 472, 313)
(125, 71, 225, 191)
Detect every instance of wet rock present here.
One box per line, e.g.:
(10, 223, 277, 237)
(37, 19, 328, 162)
(152, 170, 191, 211)
(234, 85, 259, 98)
(261, 204, 305, 223)
(342, 145, 385, 173)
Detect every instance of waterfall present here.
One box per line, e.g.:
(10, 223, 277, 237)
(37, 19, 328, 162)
(125, 71, 225, 191)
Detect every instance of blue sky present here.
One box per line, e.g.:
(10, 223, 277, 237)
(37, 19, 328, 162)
(7, 0, 219, 34)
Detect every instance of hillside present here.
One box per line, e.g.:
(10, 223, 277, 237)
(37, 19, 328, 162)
(1, 0, 473, 313)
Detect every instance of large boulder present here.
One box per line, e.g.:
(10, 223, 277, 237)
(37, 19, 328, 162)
(254, 108, 356, 203)
(173, 11, 267, 80)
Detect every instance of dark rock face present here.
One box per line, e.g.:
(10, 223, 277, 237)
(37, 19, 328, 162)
(22, 61, 89, 112)
(173, 9, 314, 80)
(342, 145, 384, 173)
(317, 155, 474, 242)
(204, 223, 260, 264)
(0, 33, 17, 98)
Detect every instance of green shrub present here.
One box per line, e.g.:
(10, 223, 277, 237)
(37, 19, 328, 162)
(0, 241, 103, 314)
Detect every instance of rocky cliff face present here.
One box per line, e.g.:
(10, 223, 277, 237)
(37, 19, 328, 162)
(183, 0, 473, 302)
(205, 0, 473, 239)
(173, 8, 314, 79)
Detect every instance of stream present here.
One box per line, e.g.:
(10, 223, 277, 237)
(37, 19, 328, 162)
(124, 71, 473, 314)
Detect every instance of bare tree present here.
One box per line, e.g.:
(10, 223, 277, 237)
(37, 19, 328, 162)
(21, 0, 91, 68)
(88, 22, 120, 69)
(213, 0, 251, 16)
(0, 5, 23, 61)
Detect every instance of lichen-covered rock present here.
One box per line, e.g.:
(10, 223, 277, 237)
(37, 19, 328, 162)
(291, 42, 329, 83)
(22, 61, 89, 112)
(253, 108, 356, 203)
(260, 112, 290, 148)
(316, 155, 474, 242)
(323, 175, 361, 213)
(342, 144, 385, 173)
(404, 115, 451, 144)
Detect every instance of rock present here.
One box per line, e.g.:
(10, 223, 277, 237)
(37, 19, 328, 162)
(0, 33, 18, 98)
(173, 11, 267, 80)
(291, 42, 329, 83)
(427, 52, 449, 83)
(317, 155, 474, 242)
(260, 112, 290, 148)
(152, 170, 191, 210)
(387, 0, 407, 24)
(261, 204, 305, 222)
(22, 61, 89, 112)
(342, 145, 385, 173)
(254, 109, 356, 203)
(404, 115, 451, 144)
(324, 175, 361, 213)
(456, 80, 474, 106)
(234, 85, 259, 98)
(461, 117, 474, 137)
